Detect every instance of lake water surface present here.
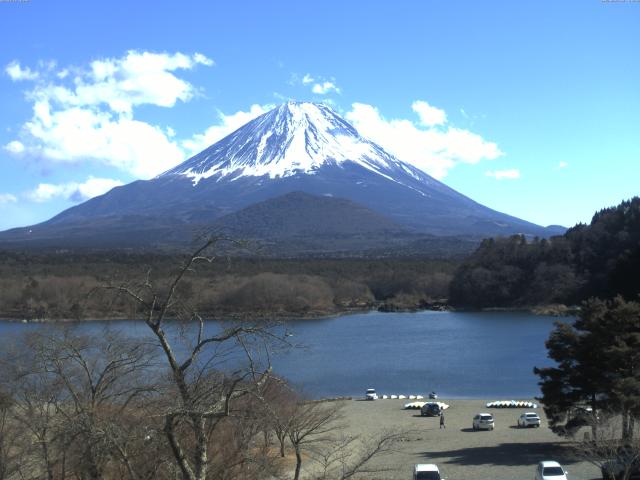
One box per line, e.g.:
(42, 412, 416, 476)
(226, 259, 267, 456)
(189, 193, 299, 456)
(0, 310, 564, 399)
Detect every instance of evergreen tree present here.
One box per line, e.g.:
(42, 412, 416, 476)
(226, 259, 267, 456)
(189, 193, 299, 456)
(535, 297, 640, 440)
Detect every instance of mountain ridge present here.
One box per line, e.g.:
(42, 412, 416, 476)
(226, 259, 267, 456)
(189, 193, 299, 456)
(0, 101, 565, 252)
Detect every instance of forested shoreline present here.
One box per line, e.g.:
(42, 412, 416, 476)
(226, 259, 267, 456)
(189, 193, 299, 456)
(0, 253, 456, 321)
(450, 197, 640, 308)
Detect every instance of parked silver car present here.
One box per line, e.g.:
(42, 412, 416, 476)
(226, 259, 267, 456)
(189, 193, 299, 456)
(517, 412, 541, 427)
(472, 413, 494, 430)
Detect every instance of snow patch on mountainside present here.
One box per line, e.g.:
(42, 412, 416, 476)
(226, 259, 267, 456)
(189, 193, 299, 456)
(161, 102, 434, 192)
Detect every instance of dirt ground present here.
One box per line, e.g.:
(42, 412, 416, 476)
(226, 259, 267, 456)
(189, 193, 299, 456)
(325, 398, 602, 480)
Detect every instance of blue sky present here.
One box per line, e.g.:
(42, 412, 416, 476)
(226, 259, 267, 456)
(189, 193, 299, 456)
(1, 0, 638, 231)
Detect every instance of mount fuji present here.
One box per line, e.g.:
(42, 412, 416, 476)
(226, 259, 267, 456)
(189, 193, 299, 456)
(0, 102, 564, 252)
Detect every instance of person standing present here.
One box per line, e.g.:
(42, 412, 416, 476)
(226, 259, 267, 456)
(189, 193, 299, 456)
(440, 412, 445, 429)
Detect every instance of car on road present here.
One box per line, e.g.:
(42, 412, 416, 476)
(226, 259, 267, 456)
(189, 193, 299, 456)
(413, 463, 444, 480)
(365, 388, 378, 400)
(518, 412, 541, 427)
(472, 413, 494, 430)
(535, 460, 568, 480)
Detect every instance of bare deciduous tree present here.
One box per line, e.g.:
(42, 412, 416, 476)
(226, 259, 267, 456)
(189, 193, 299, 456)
(0, 389, 23, 480)
(309, 429, 407, 480)
(282, 397, 409, 480)
(1, 334, 68, 480)
(106, 238, 287, 480)
(1, 328, 159, 480)
(287, 400, 345, 480)
(575, 413, 640, 480)
(258, 376, 299, 458)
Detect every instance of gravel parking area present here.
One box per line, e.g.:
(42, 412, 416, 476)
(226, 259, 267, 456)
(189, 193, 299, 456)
(332, 398, 601, 480)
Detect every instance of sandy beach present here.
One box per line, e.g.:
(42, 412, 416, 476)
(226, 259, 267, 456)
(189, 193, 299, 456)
(327, 398, 601, 480)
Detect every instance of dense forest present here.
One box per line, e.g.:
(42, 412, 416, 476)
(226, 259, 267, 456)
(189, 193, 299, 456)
(450, 197, 640, 308)
(0, 251, 457, 321)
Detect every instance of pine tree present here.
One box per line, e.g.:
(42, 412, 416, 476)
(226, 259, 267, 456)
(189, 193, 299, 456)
(535, 297, 640, 440)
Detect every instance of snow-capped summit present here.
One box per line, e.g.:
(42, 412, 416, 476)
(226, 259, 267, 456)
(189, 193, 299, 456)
(162, 101, 429, 189)
(0, 101, 564, 251)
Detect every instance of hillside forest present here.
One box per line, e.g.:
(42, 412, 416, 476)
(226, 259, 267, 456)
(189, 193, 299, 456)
(450, 197, 640, 308)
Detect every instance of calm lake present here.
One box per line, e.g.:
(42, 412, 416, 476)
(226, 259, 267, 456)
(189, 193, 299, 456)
(0, 310, 564, 399)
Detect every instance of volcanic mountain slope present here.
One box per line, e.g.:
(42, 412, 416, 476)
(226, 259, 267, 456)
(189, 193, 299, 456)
(213, 191, 403, 238)
(0, 102, 563, 251)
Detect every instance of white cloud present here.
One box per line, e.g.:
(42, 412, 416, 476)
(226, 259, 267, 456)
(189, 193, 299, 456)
(8, 51, 212, 112)
(291, 72, 341, 95)
(27, 177, 124, 203)
(182, 104, 272, 156)
(345, 102, 502, 179)
(558, 161, 569, 169)
(4, 140, 25, 154)
(75, 50, 214, 114)
(312, 81, 340, 95)
(485, 169, 521, 180)
(22, 101, 186, 178)
(0, 193, 18, 204)
(193, 53, 215, 67)
(5, 51, 213, 178)
(412, 100, 446, 126)
(5, 61, 39, 81)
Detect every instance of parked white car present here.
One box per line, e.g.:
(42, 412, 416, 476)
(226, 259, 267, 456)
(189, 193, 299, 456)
(413, 463, 444, 480)
(472, 413, 494, 430)
(365, 388, 378, 400)
(518, 412, 541, 427)
(535, 460, 568, 480)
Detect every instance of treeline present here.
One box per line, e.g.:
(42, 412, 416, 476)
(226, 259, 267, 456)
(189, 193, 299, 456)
(0, 253, 457, 320)
(450, 197, 640, 308)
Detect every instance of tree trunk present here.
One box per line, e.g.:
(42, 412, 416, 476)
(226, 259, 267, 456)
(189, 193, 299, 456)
(84, 447, 102, 480)
(591, 394, 598, 440)
(61, 442, 67, 480)
(276, 430, 286, 457)
(164, 416, 196, 480)
(194, 416, 208, 480)
(293, 445, 302, 480)
(112, 440, 140, 480)
(40, 437, 54, 480)
(622, 408, 631, 441)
